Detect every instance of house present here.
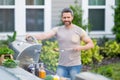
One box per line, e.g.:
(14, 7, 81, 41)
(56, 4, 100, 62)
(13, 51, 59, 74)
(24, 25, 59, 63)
(0, 0, 118, 40)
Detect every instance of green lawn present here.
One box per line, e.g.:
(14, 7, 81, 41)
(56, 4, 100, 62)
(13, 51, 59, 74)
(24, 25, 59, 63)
(91, 62, 120, 80)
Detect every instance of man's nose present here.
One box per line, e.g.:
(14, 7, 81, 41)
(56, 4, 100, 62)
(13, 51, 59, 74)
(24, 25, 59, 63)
(64, 18, 69, 20)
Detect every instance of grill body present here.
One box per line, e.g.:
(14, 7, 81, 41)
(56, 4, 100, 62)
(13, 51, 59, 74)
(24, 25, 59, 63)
(9, 40, 42, 68)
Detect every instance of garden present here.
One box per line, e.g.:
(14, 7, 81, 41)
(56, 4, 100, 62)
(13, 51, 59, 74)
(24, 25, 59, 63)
(0, 33, 120, 80)
(39, 1, 120, 80)
(39, 38, 120, 80)
(0, 0, 120, 80)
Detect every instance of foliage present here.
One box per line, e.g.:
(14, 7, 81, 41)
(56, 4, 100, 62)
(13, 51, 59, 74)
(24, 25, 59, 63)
(40, 40, 59, 72)
(0, 40, 8, 47)
(92, 65, 113, 79)
(70, 2, 83, 28)
(81, 39, 103, 65)
(40, 39, 103, 72)
(44, 75, 53, 80)
(91, 62, 120, 80)
(7, 31, 17, 44)
(0, 46, 15, 56)
(58, 0, 91, 31)
(70, 0, 91, 31)
(40, 39, 120, 74)
(112, 1, 120, 43)
(97, 36, 109, 46)
(100, 40, 120, 57)
(2, 59, 18, 68)
(0, 31, 17, 46)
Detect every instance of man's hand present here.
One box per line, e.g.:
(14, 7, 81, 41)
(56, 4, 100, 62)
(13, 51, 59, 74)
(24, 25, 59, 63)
(25, 35, 38, 43)
(53, 48, 59, 52)
(73, 46, 82, 52)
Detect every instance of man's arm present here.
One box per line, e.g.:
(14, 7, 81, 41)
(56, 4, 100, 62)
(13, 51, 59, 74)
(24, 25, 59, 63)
(73, 37, 94, 51)
(26, 29, 56, 41)
(80, 37, 94, 50)
(34, 30, 56, 40)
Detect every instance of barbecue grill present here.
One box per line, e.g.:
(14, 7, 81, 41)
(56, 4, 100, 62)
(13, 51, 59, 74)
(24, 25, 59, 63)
(9, 36, 42, 69)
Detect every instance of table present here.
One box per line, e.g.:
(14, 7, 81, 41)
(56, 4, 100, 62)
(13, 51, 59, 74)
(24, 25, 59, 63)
(0, 66, 42, 80)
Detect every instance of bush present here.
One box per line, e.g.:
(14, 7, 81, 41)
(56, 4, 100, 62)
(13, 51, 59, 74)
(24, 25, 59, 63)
(40, 40, 59, 72)
(0, 46, 15, 56)
(40, 39, 103, 72)
(91, 62, 120, 80)
(112, 1, 120, 43)
(2, 59, 18, 68)
(100, 40, 120, 57)
(70, 0, 91, 31)
(81, 39, 103, 65)
(0, 31, 16, 46)
(92, 66, 113, 78)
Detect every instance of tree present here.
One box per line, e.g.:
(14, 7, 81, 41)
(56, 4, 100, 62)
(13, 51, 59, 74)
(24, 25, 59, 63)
(70, 0, 91, 31)
(112, 1, 120, 43)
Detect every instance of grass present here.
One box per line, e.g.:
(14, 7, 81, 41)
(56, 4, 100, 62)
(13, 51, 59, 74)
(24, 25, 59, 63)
(91, 62, 120, 80)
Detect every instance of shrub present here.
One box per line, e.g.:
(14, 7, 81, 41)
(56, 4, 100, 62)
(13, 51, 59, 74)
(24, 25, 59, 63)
(100, 40, 120, 57)
(112, 1, 120, 43)
(70, 0, 91, 31)
(40, 40, 59, 72)
(0, 31, 16, 46)
(40, 39, 103, 72)
(0, 46, 15, 56)
(92, 66, 113, 78)
(81, 39, 103, 65)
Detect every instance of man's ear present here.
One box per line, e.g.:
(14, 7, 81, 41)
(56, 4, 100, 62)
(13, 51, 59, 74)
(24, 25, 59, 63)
(72, 16, 74, 20)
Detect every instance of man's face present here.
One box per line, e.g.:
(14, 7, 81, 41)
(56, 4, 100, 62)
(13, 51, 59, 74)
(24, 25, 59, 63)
(61, 12, 73, 26)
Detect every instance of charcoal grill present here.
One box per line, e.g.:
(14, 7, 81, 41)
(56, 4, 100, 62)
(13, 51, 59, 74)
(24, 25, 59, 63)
(9, 36, 42, 69)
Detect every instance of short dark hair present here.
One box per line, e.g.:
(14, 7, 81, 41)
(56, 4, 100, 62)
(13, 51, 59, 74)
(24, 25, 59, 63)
(61, 8, 74, 16)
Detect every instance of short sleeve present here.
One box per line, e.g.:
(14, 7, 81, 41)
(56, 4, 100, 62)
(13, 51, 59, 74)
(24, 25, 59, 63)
(80, 29, 89, 40)
(51, 27, 59, 34)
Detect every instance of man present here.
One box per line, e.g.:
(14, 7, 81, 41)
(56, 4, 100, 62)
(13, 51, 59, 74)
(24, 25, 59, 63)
(26, 8, 94, 80)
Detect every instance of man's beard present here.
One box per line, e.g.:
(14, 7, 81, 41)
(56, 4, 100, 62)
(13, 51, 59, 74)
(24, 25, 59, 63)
(63, 21, 72, 26)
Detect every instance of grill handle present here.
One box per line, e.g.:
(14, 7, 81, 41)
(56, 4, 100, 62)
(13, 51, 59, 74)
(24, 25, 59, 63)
(26, 36, 39, 44)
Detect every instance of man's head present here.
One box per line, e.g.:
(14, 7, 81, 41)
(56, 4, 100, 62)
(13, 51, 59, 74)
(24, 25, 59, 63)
(61, 8, 74, 16)
(61, 8, 74, 26)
